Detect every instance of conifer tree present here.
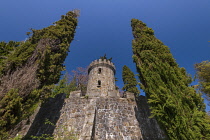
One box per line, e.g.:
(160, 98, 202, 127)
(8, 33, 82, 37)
(131, 19, 210, 139)
(0, 10, 79, 138)
(195, 61, 210, 98)
(122, 65, 139, 96)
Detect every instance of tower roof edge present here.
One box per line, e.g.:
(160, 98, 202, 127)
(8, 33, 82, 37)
(88, 59, 116, 74)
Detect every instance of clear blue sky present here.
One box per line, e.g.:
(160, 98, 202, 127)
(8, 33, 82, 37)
(1, 0, 210, 108)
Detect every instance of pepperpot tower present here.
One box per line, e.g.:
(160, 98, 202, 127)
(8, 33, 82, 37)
(86, 59, 119, 97)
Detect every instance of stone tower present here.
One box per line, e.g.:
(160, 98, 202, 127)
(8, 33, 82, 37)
(86, 59, 119, 97)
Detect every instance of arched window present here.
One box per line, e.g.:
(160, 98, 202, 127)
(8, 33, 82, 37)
(98, 68, 102, 74)
(97, 80, 101, 87)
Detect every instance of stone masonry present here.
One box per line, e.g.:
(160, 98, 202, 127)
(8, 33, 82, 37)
(12, 59, 166, 139)
(86, 59, 119, 98)
(53, 59, 143, 139)
(52, 59, 166, 140)
(53, 94, 143, 140)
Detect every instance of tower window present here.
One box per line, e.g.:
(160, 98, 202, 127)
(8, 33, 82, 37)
(98, 68, 102, 74)
(97, 80, 101, 87)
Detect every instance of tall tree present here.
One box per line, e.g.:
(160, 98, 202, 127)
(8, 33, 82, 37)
(71, 67, 88, 92)
(195, 61, 210, 100)
(122, 65, 139, 96)
(0, 10, 78, 139)
(131, 18, 210, 139)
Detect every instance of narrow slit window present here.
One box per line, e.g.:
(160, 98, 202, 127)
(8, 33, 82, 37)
(97, 80, 101, 87)
(98, 68, 102, 74)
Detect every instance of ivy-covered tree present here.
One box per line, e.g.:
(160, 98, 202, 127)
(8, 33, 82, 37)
(131, 18, 210, 139)
(122, 65, 139, 96)
(0, 10, 79, 139)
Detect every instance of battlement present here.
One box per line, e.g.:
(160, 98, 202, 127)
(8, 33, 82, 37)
(88, 59, 116, 74)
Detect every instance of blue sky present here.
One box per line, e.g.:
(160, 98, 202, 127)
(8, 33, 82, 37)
(1, 1, 210, 108)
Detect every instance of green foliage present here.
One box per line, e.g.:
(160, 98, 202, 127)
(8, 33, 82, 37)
(11, 134, 23, 140)
(52, 74, 69, 97)
(0, 88, 41, 139)
(52, 67, 88, 98)
(0, 10, 78, 84)
(0, 41, 20, 77)
(31, 134, 54, 140)
(131, 18, 210, 139)
(0, 89, 23, 134)
(122, 65, 140, 96)
(195, 61, 210, 98)
(34, 11, 78, 86)
(0, 10, 78, 139)
(52, 73, 77, 98)
(0, 41, 19, 63)
(44, 118, 55, 126)
(68, 77, 78, 93)
(84, 95, 89, 99)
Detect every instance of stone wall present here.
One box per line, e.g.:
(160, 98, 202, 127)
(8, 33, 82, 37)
(24, 93, 66, 139)
(9, 93, 66, 139)
(94, 98, 142, 140)
(53, 94, 143, 140)
(53, 97, 91, 139)
(12, 93, 167, 140)
(52, 94, 167, 140)
(135, 95, 167, 140)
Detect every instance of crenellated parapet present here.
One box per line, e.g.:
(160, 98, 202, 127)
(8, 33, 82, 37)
(88, 59, 116, 74)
